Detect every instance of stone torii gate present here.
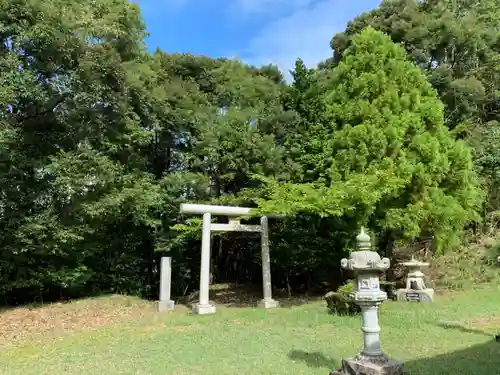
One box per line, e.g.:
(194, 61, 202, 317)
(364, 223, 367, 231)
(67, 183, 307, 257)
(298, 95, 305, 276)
(180, 203, 279, 315)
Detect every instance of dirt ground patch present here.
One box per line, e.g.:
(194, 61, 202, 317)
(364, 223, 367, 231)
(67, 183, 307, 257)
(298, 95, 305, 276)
(0, 295, 155, 346)
(182, 283, 322, 308)
(0, 284, 324, 347)
(469, 316, 500, 329)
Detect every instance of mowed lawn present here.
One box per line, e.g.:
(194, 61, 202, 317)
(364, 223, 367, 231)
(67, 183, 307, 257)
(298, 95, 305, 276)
(1, 286, 500, 375)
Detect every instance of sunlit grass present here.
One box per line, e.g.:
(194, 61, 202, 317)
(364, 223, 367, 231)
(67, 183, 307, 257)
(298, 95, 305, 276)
(1, 286, 500, 374)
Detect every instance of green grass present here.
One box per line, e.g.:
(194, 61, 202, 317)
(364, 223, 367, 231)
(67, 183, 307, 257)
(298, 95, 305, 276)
(1, 286, 500, 375)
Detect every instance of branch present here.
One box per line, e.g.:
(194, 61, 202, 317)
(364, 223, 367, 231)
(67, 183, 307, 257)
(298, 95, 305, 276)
(13, 93, 70, 124)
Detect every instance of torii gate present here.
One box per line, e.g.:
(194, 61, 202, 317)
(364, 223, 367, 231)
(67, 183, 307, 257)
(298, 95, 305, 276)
(180, 203, 279, 315)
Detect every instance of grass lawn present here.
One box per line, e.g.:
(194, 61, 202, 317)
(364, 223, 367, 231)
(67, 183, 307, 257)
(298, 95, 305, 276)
(1, 285, 500, 375)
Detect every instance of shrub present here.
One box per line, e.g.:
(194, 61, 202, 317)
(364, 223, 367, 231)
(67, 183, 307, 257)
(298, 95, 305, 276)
(324, 280, 361, 315)
(380, 280, 397, 300)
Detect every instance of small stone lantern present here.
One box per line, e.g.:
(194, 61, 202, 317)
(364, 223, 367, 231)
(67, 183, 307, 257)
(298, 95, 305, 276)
(396, 256, 434, 303)
(331, 228, 404, 375)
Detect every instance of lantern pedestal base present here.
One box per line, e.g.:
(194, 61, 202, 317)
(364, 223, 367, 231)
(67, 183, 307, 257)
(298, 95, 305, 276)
(330, 357, 404, 375)
(395, 288, 434, 303)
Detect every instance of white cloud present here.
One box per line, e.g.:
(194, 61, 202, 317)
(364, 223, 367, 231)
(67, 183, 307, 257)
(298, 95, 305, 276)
(243, 0, 381, 77)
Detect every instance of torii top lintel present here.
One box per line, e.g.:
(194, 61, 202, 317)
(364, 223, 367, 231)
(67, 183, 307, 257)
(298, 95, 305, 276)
(180, 203, 281, 218)
(180, 203, 252, 216)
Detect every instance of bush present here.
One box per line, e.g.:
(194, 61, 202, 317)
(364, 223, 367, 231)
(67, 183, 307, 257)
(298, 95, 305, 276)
(324, 280, 361, 315)
(380, 280, 397, 300)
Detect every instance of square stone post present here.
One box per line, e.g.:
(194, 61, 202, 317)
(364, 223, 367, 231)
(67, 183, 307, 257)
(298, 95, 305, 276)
(258, 216, 279, 309)
(193, 212, 216, 315)
(157, 256, 175, 312)
(331, 228, 404, 375)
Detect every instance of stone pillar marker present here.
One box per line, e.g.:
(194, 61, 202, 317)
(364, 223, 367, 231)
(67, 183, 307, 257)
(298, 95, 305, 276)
(331, 227, 404, 375)
(157, 256, 175, 312)
(396, 256, 434, 302)
(257, 216, 279, 309)
(193, 212, 216, 315)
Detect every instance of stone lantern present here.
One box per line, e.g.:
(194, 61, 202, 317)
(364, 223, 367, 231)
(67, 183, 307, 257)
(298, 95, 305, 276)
(331, 228, 404, 375)
(396, 256, 434, 302)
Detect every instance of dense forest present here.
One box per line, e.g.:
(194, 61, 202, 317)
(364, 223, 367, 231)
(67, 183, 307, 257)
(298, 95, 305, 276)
(1, 0, 499, 305)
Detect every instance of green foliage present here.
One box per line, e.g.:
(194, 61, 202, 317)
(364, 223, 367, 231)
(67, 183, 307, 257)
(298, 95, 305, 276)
(0, 0, 496, 305)
(0, 0, 156, 302)
(329, 0, 500, 223)
(330, 0, 500, 130)
(256, 28, 483, 253)
(428, 234, 500, 290)
(380, 280, 397, 300)
(324, 280, 360, 315)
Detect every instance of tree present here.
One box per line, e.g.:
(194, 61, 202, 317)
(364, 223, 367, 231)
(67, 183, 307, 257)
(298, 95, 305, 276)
(329, 0, 500, 133)
(279, 59, 330, 182)
(256, 28, 483, 253)
(327, 0, 500, 231)
(0, 0, 161, 301)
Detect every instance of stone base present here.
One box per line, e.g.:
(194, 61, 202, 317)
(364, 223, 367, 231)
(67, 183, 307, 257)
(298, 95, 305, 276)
(192, 302, 216, 315)
(157, 300, 175, 312)
(258, 298, 279, 309)
(396, 288, 434, 303)
(330, 357, 404, 375)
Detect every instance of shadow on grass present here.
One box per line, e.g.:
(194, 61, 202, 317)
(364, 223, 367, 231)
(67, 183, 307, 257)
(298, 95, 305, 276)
(435, 321, 493, 338)
(289, 340, 500, 375)
(288, 349, 339, 369)
(405, 339, 500, 375)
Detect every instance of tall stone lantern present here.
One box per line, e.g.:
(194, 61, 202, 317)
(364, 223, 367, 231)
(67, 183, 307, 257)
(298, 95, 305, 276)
(331, 228, 404, 375)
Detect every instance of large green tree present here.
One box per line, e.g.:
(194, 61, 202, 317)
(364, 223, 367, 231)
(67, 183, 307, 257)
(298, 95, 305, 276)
(256, 28, 483, 252)
(326, 0, 500, 227)
(330, 0, 500, 133)
(0, 0, 162, 301)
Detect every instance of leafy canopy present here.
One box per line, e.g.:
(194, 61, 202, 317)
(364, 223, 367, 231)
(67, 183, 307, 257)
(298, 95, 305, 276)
(256, 28, 483, 251)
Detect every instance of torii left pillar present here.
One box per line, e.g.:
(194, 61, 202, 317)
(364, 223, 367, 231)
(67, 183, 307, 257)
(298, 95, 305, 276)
(193, 212, 217, 315)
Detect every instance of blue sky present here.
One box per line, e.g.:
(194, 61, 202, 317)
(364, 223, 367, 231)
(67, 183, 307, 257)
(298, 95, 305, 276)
(135, 0, 381, 75)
